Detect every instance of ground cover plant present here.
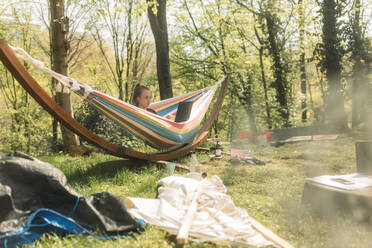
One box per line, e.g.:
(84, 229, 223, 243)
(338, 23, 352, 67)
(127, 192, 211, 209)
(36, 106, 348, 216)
(18, 134, 371, 248)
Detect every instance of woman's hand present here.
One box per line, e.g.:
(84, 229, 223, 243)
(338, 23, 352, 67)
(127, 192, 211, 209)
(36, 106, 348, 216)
(166, 114, 175, 120)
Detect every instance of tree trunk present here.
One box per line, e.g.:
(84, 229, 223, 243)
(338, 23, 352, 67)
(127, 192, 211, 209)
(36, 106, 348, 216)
(246, 77, 257, 144)
(125, 0, 133, 102)
(50, 0, 80, 153)
(259, 46, 272, 129)
(237, 73, 257, 144)
(147, 0, 173, 99)
(300, 52, 307, 122)
(351, 0, 367, 128)
(321, 0, 347, 130)
(308, 81, 314, 117)
(253, 25, 272, 129)
(299, 0, 307, 122)
(50, 45, 58, 145)
(264, 11, 290, 127)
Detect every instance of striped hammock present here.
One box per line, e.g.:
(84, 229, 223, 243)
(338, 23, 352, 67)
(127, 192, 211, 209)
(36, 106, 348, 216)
(10, 46, 222, 149)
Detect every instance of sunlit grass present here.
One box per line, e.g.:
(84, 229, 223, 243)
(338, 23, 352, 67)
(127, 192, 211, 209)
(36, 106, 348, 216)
(22, 134, 372, 247)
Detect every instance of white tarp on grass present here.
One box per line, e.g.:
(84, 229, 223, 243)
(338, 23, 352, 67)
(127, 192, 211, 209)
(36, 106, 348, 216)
(126, 175, 279, 247)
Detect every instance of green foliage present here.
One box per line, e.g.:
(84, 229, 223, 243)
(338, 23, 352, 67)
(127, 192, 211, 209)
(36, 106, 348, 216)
(0, 51, 56, 155)
(0, 99, 56, 155)
(314, 0, 347, 75)
(1, 0, 371, 153)
(0, 4, 58, 155)
(87, 0, 154, 102)
(170, 0, 298, 136)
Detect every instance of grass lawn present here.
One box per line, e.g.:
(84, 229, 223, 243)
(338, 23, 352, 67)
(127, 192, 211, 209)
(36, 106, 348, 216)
(25, 134, 372, 248)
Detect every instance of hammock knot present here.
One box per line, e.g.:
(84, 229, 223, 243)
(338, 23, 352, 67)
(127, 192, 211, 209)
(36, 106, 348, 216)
(70, 81, 81, 92)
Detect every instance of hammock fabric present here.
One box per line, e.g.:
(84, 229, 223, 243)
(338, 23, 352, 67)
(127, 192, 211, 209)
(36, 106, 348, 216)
(0, 39, 229, 160)
(10, 46, 221, 149)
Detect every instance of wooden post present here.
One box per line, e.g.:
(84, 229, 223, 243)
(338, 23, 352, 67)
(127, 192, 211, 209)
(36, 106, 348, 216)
(248, 217, 294, 248)
(176, 178, 206, 245)
(356, 141, 372, 174)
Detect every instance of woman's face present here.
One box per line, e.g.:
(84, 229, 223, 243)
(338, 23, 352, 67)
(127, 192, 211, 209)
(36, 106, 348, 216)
(136, 89, 152, 109)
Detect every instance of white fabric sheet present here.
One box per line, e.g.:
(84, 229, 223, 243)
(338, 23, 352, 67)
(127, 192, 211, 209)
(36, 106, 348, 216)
(127, 175, 277, 247)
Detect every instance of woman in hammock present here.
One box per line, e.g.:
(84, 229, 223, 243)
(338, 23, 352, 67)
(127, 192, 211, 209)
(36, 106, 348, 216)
(132, 83, 175, 120)
(132, 83, 157, 114)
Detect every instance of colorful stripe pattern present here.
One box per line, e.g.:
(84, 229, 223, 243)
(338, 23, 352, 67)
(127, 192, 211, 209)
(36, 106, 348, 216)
(70, 80, 219, 149)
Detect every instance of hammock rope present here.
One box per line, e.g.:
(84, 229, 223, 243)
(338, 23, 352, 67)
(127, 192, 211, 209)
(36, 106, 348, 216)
(10, 46, 222, 149)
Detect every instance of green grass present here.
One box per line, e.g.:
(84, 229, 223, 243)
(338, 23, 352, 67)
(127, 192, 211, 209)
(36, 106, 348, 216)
(23, 134, 372, 247)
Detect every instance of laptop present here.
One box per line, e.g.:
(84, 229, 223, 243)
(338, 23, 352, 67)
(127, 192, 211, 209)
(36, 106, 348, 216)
(175, 101, 193, 123)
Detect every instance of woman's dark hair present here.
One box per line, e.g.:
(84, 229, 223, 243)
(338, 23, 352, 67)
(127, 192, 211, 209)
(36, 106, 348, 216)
(131, 83, 150, 106)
